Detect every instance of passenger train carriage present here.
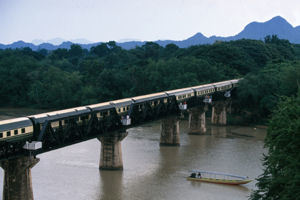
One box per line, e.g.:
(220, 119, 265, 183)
(110, 98, 133, 116)
(0, 117, 33, 142)
(213, 80, 233, 92)
(165, 87, 195, 110)
(0, 79, 240, 156)
(130, 92, 170, 124)
(192, 84, 215, 97)
(30, 107, 90, 131)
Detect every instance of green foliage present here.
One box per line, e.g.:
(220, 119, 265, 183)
(0, 36, 298, 110)
(236, 61, 300, 121)
(250, 91, 300, 200)
(28, 66, 82, 108)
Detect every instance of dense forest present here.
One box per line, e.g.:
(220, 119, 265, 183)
(0, 36, 299, 199)
(0, 35, 299, 119)
(250, 91, 300, 200)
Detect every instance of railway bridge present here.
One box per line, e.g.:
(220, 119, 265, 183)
(0, 79, 239, 200)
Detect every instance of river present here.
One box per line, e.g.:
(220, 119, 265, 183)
(0, 114, 266, 200)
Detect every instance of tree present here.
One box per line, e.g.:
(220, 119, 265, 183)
(91, 43, 109, 57)
(250, 90, 300, 200)
(68, 44, 83, 58)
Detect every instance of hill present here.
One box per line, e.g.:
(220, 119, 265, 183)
(0, 16, 299, 50)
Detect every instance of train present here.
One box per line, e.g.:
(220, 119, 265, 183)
(0, 79, 239, 147)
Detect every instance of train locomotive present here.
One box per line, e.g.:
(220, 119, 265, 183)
(0, 79, 239, 157)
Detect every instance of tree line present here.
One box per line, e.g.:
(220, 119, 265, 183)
(0, 35, 298, 113)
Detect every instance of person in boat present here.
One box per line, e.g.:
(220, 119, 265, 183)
(190, 173, 196, 178)
(198, 172, 202, 178)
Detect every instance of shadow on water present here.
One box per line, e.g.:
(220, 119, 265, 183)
(98, 171, 124, 200)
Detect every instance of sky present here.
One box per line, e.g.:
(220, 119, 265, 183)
(0, 0, 300, 44)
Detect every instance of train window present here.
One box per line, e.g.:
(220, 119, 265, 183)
(122, 107, 125, 112)
(7, 131, 11, 137)
(21, 128, 25, 133)
(14, 130, 18, 135)
(0, 132, 3, 138)
(118, 108, 121, 112)
(59, 121, 62, 126)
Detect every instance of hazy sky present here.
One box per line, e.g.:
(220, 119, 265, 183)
(0, 0, 300, 44)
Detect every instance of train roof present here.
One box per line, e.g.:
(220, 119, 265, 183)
(165, 87, 194, 96)
(87, 102, 114, 111)
(0, 117, 32, 132)
(230, 79, 240, 84)
(192, 83, 215, 91)
(110, 98, 133, 107)
(213, 80, 233, 87)
(132, 92, 167, 103)
(30, 107, 90, 123)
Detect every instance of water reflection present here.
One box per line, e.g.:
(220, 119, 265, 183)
(98, 171, 123, 200)
(211, 126, 228, 137)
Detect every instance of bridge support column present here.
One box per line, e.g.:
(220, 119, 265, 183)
(0, 156, 40, 200)
(160, 115, 180, 146)
(188, 106, 207, 135)
(98, 132, 128, 170)
(211, 101, 227, 125)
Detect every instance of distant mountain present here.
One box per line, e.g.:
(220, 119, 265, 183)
(1, 16, 299, 51)
(32, 38, 93, 45)
(230, 16, 299, 42)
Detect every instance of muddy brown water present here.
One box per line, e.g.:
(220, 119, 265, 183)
(0, 110, 266, 200)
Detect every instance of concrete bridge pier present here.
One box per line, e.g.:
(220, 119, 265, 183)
(98, 132, 128, 170)
(160, 115, 180, 146)
(0, 156, 40, 200)
(188, 105, 207, 135)
(211, 101, 227, 125)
